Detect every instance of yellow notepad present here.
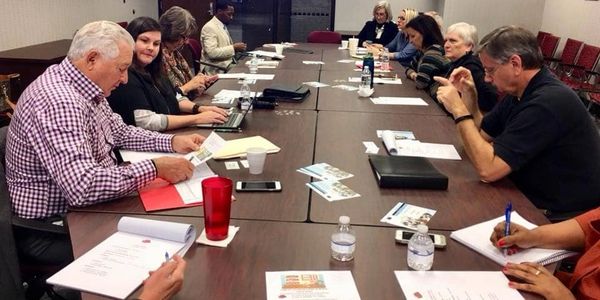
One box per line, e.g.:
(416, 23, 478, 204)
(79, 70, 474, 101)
(213, 136, 281, 160)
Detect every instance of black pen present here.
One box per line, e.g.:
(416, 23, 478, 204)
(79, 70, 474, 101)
(214, 128, 242, 133)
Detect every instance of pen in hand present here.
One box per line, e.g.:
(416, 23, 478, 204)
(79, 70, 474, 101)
(503, 202, 512, 256)
(165, 251, 169, 262)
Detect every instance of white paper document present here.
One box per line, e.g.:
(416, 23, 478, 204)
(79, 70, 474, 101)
(307, 180, 360, 201)
(47, 217, 196, 299)
(173, 163, 217, 204)
(303, 81, 330, 88)
(332, 84, 359, 91)
(212, 89, 262, 105)
(380, 202, 436, 230)
(451, 212, 578, 266)
(362, 141, 379, 154)
(394, 140, 461, 160)
(337, 59, 356, 63)
(371, 97, 427, 106)
(245, 59, 279, 68)
(184, 132, 226, 166)
(394, 271, 524, 300)
(377, 130, 416, 140)
(217, 73, 275, 80)
(248, 50, 285, 59)
(297, 163, 353, 181)
(348, 77, 403, 85)
(265, 271, 361, 300)
(302, 60, 325, 65)
(380, 130, 416, 155)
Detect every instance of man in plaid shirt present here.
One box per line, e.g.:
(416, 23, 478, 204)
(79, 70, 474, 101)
(5, 21, 203, 267)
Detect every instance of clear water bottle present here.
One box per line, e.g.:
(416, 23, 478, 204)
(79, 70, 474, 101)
(407, 224, 434, 271)
(360, 66, 371, 90)
(239, 81, 252, 112)
(331, 216, 356, 261)
(381, 47, 390, 71)
(249, 54, 258, 74)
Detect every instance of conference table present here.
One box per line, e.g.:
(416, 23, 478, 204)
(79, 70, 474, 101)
(67, 213, 545, 300)
(64, 43, 551, 299)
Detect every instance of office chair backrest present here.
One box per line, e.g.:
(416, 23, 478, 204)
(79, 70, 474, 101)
(307, 31, 342, 44)
(0, 126, 25, 299)
(539, 35, 560, 59)
(536, 31, 551, 46)
(573, 44, 600, 79)
(559, 38, 584, 66)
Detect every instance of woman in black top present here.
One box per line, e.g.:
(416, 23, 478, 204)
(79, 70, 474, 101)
(429, 22, 498, 113)
(357, 1, 398, 47)
(108, 17, 228, 131)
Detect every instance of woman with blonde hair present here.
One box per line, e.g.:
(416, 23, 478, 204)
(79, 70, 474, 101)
(357, 1, 398, 47)
(368, 8, 418, 66)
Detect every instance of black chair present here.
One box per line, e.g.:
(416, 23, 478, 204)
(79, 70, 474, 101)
(0, 126, 70, 300)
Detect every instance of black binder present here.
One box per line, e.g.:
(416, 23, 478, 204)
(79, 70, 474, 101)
(368, 155, 448, 190)
(263, 84, 310, 102)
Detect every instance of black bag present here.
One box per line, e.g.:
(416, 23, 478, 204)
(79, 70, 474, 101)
(263, 84, 310, 102)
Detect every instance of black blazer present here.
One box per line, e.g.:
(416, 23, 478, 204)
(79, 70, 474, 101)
(357, 20, 399, 46)
(107, 68, 181, 126)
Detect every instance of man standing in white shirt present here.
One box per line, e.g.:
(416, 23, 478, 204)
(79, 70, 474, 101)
(200, 0, 247, 75)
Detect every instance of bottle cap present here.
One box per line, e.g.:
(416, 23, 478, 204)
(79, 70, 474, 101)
(417, 224, 428, 234)
(339, 216, 350, 224)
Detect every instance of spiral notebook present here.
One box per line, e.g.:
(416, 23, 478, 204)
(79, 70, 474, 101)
(450, 212, 578, 266)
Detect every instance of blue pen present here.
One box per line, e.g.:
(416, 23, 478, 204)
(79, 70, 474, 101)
(504, 202, 512, 256)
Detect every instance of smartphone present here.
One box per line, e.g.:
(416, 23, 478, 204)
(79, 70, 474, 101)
(395, 230, 447, 249)
(235, 181, 282, 192)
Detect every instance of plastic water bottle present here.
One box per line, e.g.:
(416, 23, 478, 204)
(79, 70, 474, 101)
(249, 55, 258, 74)
(360, 66, 371, 90)
(407, 224, 434, 271)
(240, 81, 252, 112)
(381, 47, 390, 71)
(331, 216, 356, 261)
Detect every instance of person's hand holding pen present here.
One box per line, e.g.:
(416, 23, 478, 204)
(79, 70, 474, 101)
(489, 221, 538, 255)
(139, 255, 187, 300)
(504, 203, 512, 256)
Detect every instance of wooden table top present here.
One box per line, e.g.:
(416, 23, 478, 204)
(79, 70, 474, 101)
(70, 110, 317, 222)
(0, 39, 71, 63)
(67, 213, 544, 300)
(309, 111, 549, 230)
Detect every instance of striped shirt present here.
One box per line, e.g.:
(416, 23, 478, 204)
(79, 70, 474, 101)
(405, 44, 450, 90)
(6, 59, 174, 219)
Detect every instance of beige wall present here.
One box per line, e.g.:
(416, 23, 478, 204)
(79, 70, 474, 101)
(0, 0, 158, 51)
(540, 0, 600, 58)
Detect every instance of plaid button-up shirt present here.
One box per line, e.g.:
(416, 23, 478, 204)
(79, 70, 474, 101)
(6, 59, 174, 219)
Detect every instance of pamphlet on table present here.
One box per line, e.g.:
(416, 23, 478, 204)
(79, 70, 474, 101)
(297, 163, 353, 181)
(380, 202, 436, 230)
(265, 271, 361, 300)
(451, 212, 578, 266)
(307, 179, 360, 201)
(394, 271, 525, 300)
(47, 217, 196, 299)
(185, 131, 227, 166)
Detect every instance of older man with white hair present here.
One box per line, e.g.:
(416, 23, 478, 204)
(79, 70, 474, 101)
(6, 21, 203, 266)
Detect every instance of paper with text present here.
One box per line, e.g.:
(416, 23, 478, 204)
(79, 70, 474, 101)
(394, 271, 524, 300)
(307, 180, 360, 201)
(394, 140, 461, 160)
(298, 163, 353, 181)
(47, 217, 196, 299)
(184, 132, 226, 166)
(371, 97, 427, 106)
(266, 271, 361, 300)
(380, 202, 436, 230)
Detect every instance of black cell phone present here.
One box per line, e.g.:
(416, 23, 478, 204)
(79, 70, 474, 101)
(235, 181, 282, 192)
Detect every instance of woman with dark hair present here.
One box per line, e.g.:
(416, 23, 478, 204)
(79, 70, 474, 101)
(160, 6, 217, 100)
(107, 17, 228, 131)
(404, 15, 450, 90)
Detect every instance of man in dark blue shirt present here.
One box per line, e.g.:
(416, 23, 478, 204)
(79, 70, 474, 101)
(433, 26, 600, 215)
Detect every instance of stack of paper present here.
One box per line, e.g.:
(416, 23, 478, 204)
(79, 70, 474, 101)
(380, 130, 461, 160)
(451, 212, 578, 266)
(380, 202, 437, 230)
(213, 136, 280, 159)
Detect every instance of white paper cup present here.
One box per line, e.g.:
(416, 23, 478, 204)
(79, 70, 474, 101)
(341, 40, 349, 49)
(274, 44, 284, 55)
(246, 147, 267, 175)
(348, 38, 359, 55)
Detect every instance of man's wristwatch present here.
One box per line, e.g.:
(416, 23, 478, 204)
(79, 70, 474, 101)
(192, 104, 200, 114)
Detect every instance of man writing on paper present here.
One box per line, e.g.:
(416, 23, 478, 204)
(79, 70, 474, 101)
(434, 26, 600, 217)
(6, 21, 201, 267)
(200, 0, 247, 75)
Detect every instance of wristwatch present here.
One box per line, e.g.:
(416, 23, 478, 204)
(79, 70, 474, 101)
(192, 104, 200, 114)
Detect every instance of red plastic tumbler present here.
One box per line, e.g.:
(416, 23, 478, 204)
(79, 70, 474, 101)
(201, 177, 233, 241)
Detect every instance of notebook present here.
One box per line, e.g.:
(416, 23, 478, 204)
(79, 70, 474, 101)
(196, 96, 256, 129)
(213, 135, 281, 160)
(450, 212, 578, 266)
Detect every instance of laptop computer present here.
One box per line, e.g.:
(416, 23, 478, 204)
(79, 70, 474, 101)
(196, 96, 256, 130)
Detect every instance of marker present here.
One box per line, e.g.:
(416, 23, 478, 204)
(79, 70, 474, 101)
(504, 202, 512, 256)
